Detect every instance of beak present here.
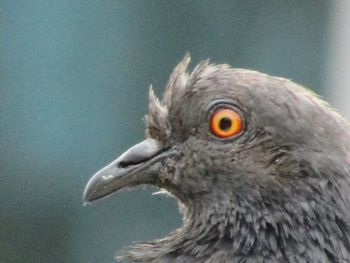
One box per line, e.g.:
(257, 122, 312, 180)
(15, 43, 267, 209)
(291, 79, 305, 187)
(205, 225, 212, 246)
(83, 138, 170, 203)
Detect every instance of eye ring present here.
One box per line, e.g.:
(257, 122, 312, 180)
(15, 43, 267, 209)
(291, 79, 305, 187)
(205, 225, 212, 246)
(209, 107, 243, 138)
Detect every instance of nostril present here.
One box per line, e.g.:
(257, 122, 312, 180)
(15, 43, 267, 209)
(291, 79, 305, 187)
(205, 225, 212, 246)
(118, 160, 142, 168)
(118, 161, 128, 168)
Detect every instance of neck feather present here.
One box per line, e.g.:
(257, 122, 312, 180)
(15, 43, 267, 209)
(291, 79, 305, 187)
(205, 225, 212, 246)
(119, 179, 350, 262)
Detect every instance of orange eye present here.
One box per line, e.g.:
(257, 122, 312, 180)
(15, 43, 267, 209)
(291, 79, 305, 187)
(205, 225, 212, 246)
(210, 108, 243, 138)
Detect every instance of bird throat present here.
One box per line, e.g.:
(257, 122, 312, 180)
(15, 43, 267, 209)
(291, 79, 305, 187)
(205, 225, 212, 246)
(119, 185, 350, 262)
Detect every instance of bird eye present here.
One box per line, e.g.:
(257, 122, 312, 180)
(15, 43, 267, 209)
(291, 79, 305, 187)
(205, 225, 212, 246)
(210, 108, 243, 138)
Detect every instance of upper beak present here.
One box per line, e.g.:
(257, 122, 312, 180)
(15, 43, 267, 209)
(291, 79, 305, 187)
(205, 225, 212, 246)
(83, 138, 169, 203)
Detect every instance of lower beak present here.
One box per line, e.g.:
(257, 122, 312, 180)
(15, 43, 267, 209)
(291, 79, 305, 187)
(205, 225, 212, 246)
(83, 138, 170, 203)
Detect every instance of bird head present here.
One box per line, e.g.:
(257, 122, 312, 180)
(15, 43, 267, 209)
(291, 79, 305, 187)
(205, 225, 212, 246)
(83, 54, 350, 261)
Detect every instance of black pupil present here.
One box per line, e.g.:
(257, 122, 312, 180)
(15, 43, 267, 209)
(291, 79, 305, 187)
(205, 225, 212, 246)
(219, 117, 232, 131)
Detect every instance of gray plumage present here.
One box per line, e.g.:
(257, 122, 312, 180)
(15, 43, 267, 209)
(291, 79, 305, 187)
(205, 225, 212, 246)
(84, 54, 350, 263)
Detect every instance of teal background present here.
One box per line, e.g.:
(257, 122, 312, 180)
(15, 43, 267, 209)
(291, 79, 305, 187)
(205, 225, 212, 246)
(0, 1, 331, 262)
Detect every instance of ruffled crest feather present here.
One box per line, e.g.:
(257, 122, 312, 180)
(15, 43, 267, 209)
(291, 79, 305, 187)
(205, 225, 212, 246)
(145, 53, 220, 142)
(145, 85, 170, 141)
(163, 53, 191, 108)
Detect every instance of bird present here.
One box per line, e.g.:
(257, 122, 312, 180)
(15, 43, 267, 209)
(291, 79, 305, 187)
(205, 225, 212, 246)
(83, 54, 350, 263)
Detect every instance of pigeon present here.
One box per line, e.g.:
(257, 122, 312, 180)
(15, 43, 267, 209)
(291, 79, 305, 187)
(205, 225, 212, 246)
(83, 54, 350, 263)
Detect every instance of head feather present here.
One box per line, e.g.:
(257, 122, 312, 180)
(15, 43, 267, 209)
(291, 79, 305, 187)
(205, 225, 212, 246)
(145, 53, 191, 142)
(145, 85, 170, 141)
(163, 53, 191, 108)
(145, 54, 229, 142)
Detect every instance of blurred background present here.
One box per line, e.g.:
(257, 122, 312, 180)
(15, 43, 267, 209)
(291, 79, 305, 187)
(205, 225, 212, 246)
(0, 1, 349, 262)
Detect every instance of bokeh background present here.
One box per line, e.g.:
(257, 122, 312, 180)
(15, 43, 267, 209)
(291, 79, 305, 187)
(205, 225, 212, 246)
(1, 1, 349, 262)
